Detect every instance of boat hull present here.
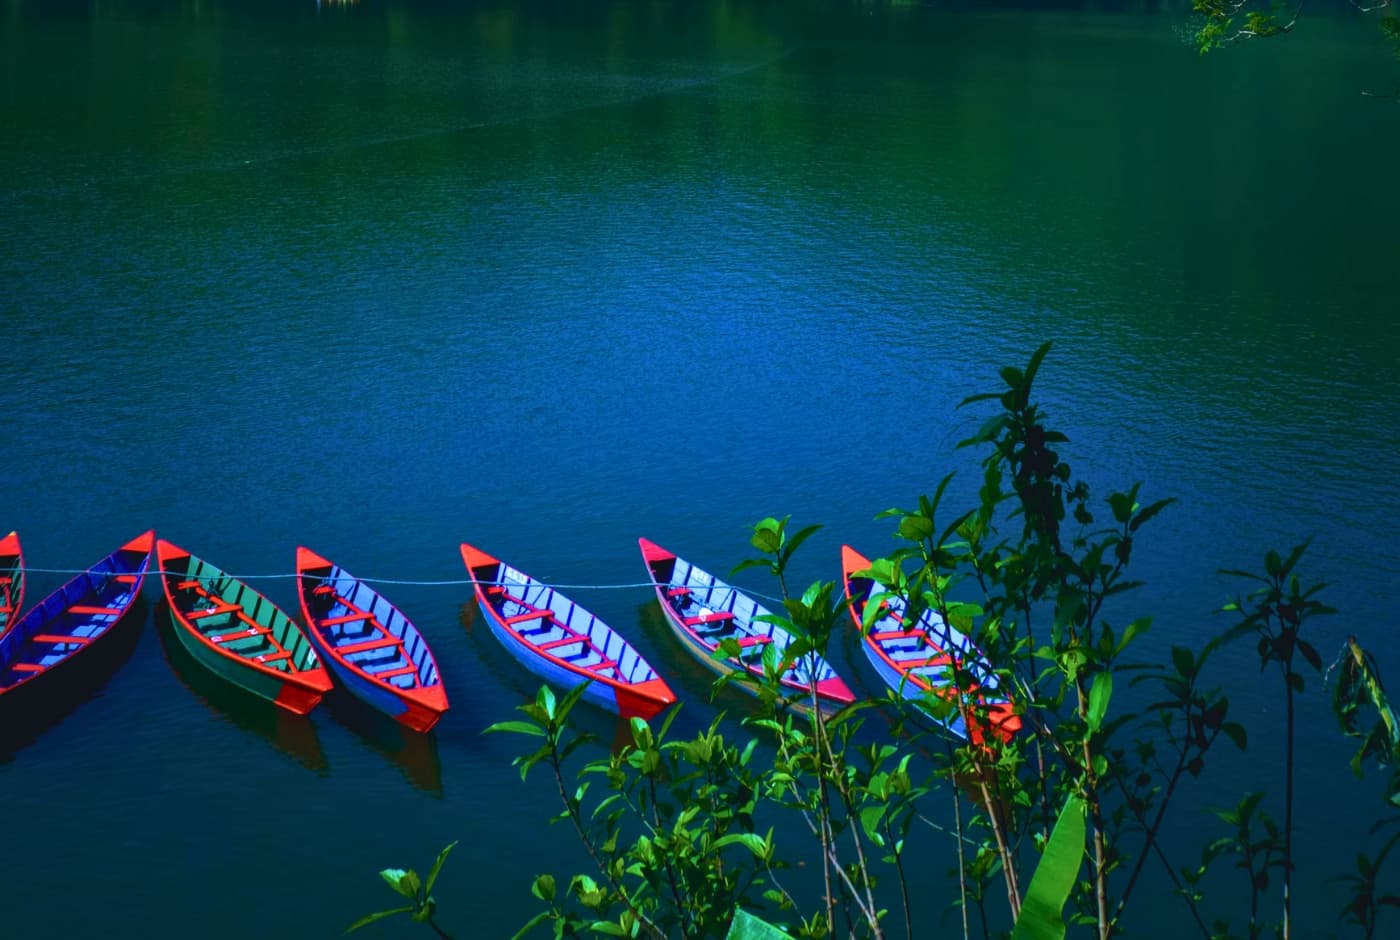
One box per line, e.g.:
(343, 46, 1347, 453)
(165, 612, 324, 714)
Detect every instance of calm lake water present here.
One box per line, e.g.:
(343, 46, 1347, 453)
(3, 1, 1398, 936)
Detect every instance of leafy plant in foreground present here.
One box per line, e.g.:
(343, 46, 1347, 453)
(352, 344, 1397, 940)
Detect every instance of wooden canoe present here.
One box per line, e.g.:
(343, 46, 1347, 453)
(639, 538, 856, 713)
(0, 531, 153, 697)
(460, 542, 676, 721)
(0, 532, 23, 637)
(158, 539, 332, 716)
(841, 545, 1020, 744)
(295, 547, 449, 733)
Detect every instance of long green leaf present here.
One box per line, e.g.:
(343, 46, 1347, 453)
(1011, 795, 1086, 940)
(424, 841, 458, 895)
(1086, 671, 1113, 732)
(725, 909, 796, 940)
(345, 906, 415, 934)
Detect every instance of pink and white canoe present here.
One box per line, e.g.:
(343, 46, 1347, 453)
(0, 532, 23, 637)
(460, 542, 676, 721)
(638, 538, 856, 714)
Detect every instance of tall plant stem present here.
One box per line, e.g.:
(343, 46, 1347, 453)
(548, 751, 664, 939)
(1077, 674, 1110, 940)
(649, 775, 695, 939)
(948, 744, 973, 940)
(976, 772, 1021, 921)
(1282, 661, 1295, 940)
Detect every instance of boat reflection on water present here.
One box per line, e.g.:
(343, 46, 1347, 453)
(153, 601, 329, 774)
(0, 597, 149, 761)
(322, 692, 444, 798)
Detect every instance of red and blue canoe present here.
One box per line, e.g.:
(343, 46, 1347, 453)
(0, 530, 153, 697)
(0, 532, 23, 636)
(460, 542, 676, 721)
(158, 540, 333, 716)
(840, 545, 1020, 745)
(639, 538, 856, 714)
(295, 547, 449, 733)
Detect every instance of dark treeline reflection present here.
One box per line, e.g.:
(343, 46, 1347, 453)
(4, 0, 1385, 23)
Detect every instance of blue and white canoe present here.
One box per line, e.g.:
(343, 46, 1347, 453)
(639, 538, 856, 714)
(840, 545, 1021, 745)
(460, 542, 677, 720)
(296, 547, 449, 733)
(0, 531, 154, 699)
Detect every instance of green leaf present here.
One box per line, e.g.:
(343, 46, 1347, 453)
(379, 868, 415, 899)
(725, 909, 797, 940)
(508, 911, 552, 940)
(784, 523, 822, 560)
(1222, 722, 1247, 751)
(1086, 671, 1113, 732)
(483, 720, 546, 737)
(424, 841, 458, 895)
(751, 518, 784, 554)
(537, 685, 557, 721)
(532, 873, 556, 902)
(346, 906, 415, 934)
(713, 832, 770, 860)
(1011, 795, 1086, 940)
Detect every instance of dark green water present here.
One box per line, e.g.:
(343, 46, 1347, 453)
(3, 1, 1398, 936)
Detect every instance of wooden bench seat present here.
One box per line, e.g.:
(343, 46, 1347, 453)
(337, 636, 400, 655)
(684, 611, 735, 627)
(373, 663, 419, 680)
(33, 633, 92, 645)
(322, 612, 373, 626)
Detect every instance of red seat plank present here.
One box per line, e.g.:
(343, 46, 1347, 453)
(189, 606, 238, 620)
(506, 610, 550, 625)
(254, 651, 291, 664)
(337, 636, 399, 655)
(870, 629, 926, 642)
(373, 664, 419, 680)
(34, 633, 92, 645)
(537, 636, 583, 652)
(322, 612, 372, 626)
(11, 663, 44, 673)
(69, 605, 122, 616)
(211, 627, 272, 644)
(683, 611, 735, 627)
